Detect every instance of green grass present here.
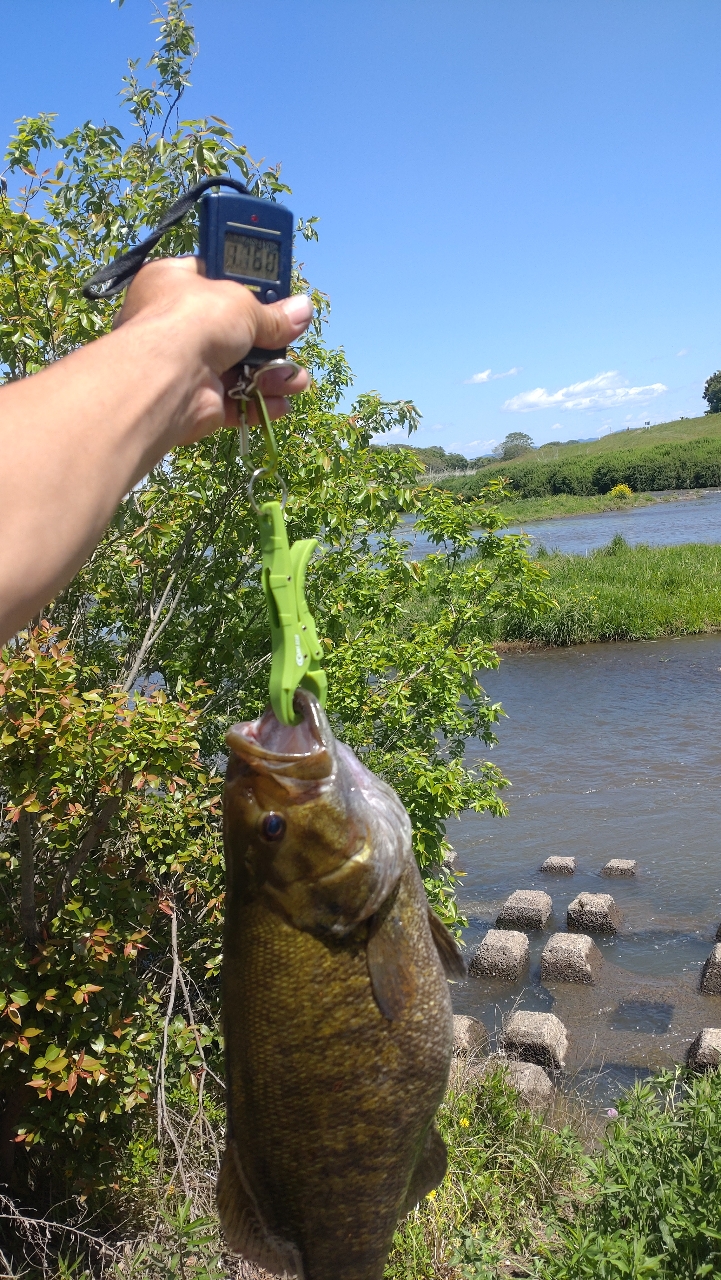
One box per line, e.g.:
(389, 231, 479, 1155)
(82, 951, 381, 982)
(497, 538, 721, 646)
(516, 411, 721, 462)
(385, 1066, 721, 1279)
(484, 412, 721, 471)
(494, 491, 658, 524)
(385, 1064, 585, 1278)
(541, 1069, 721, 1279)
(10, 1063, 721, 1277)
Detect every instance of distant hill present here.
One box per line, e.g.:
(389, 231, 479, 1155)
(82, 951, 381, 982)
(375, 415, 721, 477)
(508, 413, 721, 464)
(374, 414, 721, 493)
(433, 413, 721, 499)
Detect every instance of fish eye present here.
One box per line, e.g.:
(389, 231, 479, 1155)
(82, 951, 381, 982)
(259, 811, 286, 843)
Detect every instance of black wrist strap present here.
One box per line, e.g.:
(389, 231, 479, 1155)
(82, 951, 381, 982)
(82, 175, 249, 300)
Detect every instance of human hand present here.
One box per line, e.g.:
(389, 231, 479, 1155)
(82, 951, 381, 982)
(115, 256, 313, 445)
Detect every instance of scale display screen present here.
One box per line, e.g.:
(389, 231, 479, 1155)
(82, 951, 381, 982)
(223, 232, 280, 282)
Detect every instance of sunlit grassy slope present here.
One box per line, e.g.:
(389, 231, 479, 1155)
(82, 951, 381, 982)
(499, 412, 721, 467)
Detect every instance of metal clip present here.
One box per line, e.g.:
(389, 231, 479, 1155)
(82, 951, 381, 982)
(228, 358, 301, 461)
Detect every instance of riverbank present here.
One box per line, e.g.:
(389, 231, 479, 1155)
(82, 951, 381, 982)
(496, 538, 721, 646)
(491, 487, 721, 526)
(7, 1062, 718, 1277)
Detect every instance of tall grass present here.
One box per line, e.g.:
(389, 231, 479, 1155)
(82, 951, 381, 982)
(387, 1066, 721, 1279)
(6, 1065, 721, 1278)
(498, 538, 721, 646)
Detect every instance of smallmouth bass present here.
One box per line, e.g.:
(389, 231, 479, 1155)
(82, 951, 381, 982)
(219, 690, 465, 1280)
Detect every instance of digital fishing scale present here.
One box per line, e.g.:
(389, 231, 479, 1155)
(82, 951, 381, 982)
(199, 187, 293, 368)
(83, 175, 297, 374)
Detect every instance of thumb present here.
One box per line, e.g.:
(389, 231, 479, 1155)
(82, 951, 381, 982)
(253, 293, 314, 352)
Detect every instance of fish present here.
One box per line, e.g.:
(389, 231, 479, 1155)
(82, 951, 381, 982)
(218, 689, 466, 1280)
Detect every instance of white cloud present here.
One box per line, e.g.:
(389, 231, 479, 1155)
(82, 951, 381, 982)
(431, 423, 449, 431)
(503, 370, 667, 413)
(550, 423, 564, 430)
(465, 366, 521, 385)
(677, 348, 689, 357)
(468, 438, 497, 450)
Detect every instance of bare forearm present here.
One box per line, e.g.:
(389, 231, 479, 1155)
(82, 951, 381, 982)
(0, 316, 200, 642)
(0, 258, 313, 646)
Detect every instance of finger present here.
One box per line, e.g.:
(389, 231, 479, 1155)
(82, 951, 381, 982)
(255, 365, 310, 397)
(227, 395, 291, 428)
(253, 293, 314, 350)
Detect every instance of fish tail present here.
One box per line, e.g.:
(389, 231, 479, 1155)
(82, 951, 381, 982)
(217, 1141, 304, 1279)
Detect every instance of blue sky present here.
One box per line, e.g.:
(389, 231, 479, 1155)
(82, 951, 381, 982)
(2, 1, 720, 456)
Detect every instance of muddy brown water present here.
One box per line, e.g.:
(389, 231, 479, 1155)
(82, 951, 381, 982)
(450, 633, 721, 1099)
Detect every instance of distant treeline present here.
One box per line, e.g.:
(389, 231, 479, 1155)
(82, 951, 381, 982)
(439, 437, 721, 498)
(374, 444, 487, 473)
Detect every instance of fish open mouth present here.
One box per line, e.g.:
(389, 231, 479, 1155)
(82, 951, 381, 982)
(225, 690, 333, 779)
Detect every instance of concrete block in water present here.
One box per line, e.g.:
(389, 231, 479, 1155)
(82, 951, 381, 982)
(541, 932, 603, 984)
(540, 856, 576, 874)
(452, 1014, 488, 1057)
(504, 1060, 555, 1108)
(501, 1011, 568, 1072)
(496, 890, 552, 930)
(686, 1028, 721, 1071)
(567, 892, 622, 934)
(469, 929, 529, 981)
(715, 922, 721, 943)
(700, 944, 721, 995)
(602, 859, 637, 876)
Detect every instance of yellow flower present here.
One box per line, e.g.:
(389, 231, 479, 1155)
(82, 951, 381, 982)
(426, 1189, 437, 1199)
(459, 1117, 470, 1127)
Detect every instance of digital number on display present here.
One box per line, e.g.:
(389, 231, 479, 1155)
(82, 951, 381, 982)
(223, 232, 280, 282)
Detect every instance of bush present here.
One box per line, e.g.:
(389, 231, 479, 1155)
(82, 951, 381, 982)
(608, 483, 633, 500)
(441, 437, 721, 499)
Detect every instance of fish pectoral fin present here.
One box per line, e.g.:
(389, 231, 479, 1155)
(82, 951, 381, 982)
(366, 909, 416, 1021)
(400, 1125, 448, 1217)
(217, 1142, 303, 1279)
(427, 906, 467, 980)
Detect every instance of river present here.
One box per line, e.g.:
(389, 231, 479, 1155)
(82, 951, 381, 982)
(400, 488, 721, 560)
(451, 633, 721, 1098)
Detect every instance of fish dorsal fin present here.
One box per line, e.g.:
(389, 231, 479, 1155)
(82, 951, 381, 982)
(427, 907, 467, 980)
(366, 896, 416, 1022)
